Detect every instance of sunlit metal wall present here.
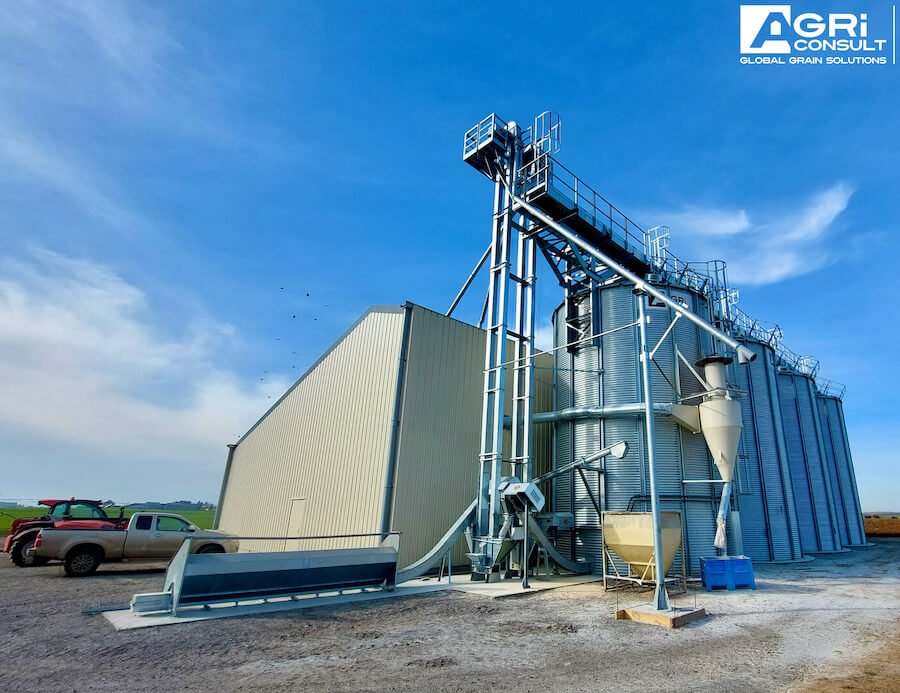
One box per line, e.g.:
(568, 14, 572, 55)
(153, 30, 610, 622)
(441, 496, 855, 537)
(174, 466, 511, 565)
(216, 307, 406, 554)
(389, 306, 553, 566)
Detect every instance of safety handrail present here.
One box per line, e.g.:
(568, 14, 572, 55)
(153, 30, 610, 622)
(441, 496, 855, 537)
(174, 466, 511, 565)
(817, 379, 847, 398)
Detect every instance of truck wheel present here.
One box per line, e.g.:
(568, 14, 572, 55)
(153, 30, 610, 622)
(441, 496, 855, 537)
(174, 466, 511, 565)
(10, 538, 48, 568)
(197, 544, 225, 554)
(64, 548, 101, 577)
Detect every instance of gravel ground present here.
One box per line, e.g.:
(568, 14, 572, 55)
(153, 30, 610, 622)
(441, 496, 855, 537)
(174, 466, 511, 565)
(1, 539, 898, 692)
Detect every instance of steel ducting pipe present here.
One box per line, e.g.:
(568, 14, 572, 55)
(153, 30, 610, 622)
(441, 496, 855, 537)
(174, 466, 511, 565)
(533, 402, 673, 424)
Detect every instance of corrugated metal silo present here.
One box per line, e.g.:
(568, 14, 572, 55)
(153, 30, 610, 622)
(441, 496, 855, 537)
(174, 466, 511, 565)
(817, 393, 866, 545)
(551, 280, 723, 577)
(777, 370, 842, 553)
(730, 338, 803, 562)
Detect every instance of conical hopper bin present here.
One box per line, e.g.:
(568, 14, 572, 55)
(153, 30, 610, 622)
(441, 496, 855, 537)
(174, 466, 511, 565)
(698, 398, 742, 482)
(602, 512, 682, 581)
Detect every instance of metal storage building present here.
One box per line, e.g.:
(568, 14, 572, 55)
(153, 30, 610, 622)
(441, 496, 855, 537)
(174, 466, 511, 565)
(216, 303, 552, 567)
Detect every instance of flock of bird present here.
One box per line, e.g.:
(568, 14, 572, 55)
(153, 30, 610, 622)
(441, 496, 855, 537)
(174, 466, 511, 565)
(231, 286, 332, 440)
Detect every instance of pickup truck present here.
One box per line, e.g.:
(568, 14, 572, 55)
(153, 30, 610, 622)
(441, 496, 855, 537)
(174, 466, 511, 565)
(32, 512, 239, 576)
(3, 499, 127, 567)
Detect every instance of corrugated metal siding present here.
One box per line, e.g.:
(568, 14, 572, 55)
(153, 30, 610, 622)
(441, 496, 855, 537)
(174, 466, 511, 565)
(797, 375, 841, 551)
(673, 288, 718, 576)
(817, 395, 850, 546)
(778, 372, 840, 552)
(763, 347, 803, 560)
(732, 349, 768, 560)
(552, 282, 720, 577)
(389, 306, 483, 567)
(598, 285, 644, 574)
(822, 396, 866, 545)
(217, 308, 405, 552)
(533, 354, 554, 481)
(778, 373, 818, 553)
(388, 306, 554, 567)
(552, 310, 574, 558)
(732, 340, 802, 562)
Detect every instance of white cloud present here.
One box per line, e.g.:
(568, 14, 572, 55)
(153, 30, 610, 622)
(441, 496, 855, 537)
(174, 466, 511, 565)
(534, 320, 554, 351)
(0, 1, 180, 235)
(0, 252, 287, 500)
(0, 132, 141, 232)
(655, 207, 751, 237)
(0, 1, 280, 237)
(645, 183, 854, 285)
(0, 1, 183, 114)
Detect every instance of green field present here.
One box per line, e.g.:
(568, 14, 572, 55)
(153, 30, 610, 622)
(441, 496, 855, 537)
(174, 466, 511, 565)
(0, 507, 216, 534)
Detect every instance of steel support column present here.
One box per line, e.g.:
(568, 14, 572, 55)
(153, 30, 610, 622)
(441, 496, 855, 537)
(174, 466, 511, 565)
(476, 175, 513, 541)
(637, 292, 670, 611)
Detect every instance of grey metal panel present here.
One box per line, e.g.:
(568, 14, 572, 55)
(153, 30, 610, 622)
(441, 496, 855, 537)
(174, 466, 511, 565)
(732, 340, 803, 562)
(389, 306, 485, 567)
(389, 305, 556, 567)
(797, 375, 840, 551)
(600, 285, 644, 573)
(778, 372, 839, 552)
(762, 347, 804, 560)
(817, 395, 850, 546)
(732, 348, 768, 561)
(822, 396, 866, 545)
(552, 309, 574, 558)
(778, 373, 818, 553)
(804, 377, 843, 551)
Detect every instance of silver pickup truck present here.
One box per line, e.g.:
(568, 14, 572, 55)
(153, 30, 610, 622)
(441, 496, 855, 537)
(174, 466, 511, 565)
(32, 512, 239, 576)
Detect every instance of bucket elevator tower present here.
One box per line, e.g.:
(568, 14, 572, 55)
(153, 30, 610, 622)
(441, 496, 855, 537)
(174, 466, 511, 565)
(461, 112, 756, 608)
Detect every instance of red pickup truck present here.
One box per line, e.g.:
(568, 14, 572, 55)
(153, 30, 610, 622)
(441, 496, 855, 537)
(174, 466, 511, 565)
(3, 499, 125, 567)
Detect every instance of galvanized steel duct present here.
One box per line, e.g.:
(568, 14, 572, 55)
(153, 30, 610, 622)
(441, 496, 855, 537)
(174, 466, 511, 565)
(534, 403, 673, 424)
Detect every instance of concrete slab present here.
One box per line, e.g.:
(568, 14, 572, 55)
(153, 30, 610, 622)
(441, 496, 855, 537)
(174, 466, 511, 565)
(103, 583, 449, 631)
(615, 603, 708, 629)
(104, 573, 600, 630)
(406, 573, 602, 598)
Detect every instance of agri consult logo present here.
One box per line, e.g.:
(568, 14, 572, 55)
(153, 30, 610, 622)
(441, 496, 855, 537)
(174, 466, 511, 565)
(739, 4, 896, 65)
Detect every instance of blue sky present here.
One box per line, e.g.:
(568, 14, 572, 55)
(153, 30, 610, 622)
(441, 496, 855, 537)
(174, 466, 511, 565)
(0, 1, 896, 509)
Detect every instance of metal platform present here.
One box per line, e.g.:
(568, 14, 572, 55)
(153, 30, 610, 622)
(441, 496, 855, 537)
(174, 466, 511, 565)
(463, 113, 650, 279)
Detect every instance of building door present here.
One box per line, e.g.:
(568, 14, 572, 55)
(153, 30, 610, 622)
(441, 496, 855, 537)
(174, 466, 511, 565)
(285, 498, 307, 551)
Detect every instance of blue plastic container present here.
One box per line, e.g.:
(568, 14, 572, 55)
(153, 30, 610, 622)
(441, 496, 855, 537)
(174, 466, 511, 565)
(700, 556, 757, 592)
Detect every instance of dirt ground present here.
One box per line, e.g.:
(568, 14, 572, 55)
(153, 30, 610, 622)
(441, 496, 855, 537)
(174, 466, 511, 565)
(1, 540, 898, 693)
